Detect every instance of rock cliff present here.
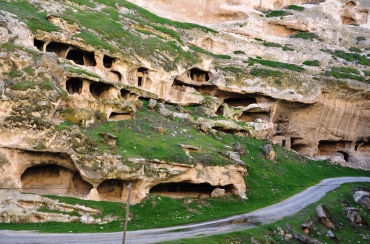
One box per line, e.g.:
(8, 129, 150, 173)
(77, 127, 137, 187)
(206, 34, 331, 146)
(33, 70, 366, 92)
(0, 0, 370, 212)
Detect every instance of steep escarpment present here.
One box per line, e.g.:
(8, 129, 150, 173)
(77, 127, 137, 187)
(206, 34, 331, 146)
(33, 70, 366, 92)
(0, 0, 370, 214)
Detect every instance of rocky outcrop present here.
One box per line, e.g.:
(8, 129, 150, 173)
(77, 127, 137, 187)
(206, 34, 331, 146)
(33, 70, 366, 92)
(316, 204, 336, 230)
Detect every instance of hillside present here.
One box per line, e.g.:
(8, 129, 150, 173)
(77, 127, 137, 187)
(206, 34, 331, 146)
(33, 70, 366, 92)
(0, 0, 370, 240)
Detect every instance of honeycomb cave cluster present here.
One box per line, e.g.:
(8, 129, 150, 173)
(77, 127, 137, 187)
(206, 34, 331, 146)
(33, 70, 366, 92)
(1, 0, 370, 207)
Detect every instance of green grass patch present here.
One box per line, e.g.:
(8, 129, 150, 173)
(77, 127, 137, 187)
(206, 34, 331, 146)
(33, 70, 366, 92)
(64, 66, 100, 78)
(265, 10, 292, 18)
(325, 67, 364, 82)
(189, 46, 231, 60)
(321, 49, 370, 66)
(348, 46, 362, 53)
(250, 68, 283, 77)
(263, 42, 282, 48)
(218, 66, 243, 73)
(291, 32, 321, 41)
(233, 50, 245, 55)
(10, 81, 36, 91)
(302, 60, 320, 66)
(287, 5, 304, 11)
(0, 0, 59, 32)
(282, 45, 294, 51)
(249, 58, 305, 72)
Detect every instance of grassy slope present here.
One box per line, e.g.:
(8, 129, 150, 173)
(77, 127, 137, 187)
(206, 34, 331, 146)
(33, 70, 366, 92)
(0, 104, 368, 233)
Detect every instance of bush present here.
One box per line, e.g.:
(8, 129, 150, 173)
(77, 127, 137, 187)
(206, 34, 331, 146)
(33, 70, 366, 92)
(266, 10, 292, 18)
(291, 32, 321, 41)
(348, 47, 362, 53)
(233, 50, 245, 55)
(250, 58, 305, 72)
(287, 5, 304, 11)
(250, 68, 283, 77)
(302, 60, 320, 67)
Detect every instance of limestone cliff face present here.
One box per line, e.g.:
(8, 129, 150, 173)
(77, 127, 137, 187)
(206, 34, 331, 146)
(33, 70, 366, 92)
(0, 0, 370, 210)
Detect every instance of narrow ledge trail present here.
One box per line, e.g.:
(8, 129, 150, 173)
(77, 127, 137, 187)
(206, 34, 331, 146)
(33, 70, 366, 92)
(1, 177, 370, 244)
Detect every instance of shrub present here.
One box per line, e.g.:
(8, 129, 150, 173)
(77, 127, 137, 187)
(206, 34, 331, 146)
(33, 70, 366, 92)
(250, 68, 283, 77)
(250, 58, 305, 72)
(263, 42, 282, 48)
(287, 5, 304, 11)
(302, 60, 320, 67)
(291, 32, 321, 41)
(10, 82, 36, 91)
(348, 47, 362, 53)
(266, 10, 292, 18)
(233, 50, 245, 55)
(326, 67, 364, 82)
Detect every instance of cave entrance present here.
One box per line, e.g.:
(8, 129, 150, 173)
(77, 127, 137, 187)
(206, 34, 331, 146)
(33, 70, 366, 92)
(150, 182, 234, 198)
(34, 39, 45, 51)
(239, 112, 270, 122)
(66, 78, 83, 95)
(318, 140, 351, 155)
(224, 97, 257, 107)
(89, 82, 113, 99)
(66, 50, 96, 66)
(103, 55, 115, 68)
(69, 173, 93, 198)
(216, 106, 224, 115)
(45, 42, 69, 58)
(338, 151, 349, 161)
(190, 68, 210, 82)
(97, 179, 125, 201)
(357, 141, 370, 152)
(108, 112, 132, 121)
(137, 67, 148, 87)
(21, 164, 73, 195)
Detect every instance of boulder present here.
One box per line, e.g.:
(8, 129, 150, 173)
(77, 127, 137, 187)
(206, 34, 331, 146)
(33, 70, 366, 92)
(148, 99, 157, 109)
(316, 204, 335, 230)
(211, 187, 225, 197)
(225, 151, 245, 165)
(293, 232, 323, 244)
(353, 190, 370, 210)
(262, 144, 275, 160)
(344, 207, 368, 227)
(300, 223, 311, 234)
(151, 126, 166, 134)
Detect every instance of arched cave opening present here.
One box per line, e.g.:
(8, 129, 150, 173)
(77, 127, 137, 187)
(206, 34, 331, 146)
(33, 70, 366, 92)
(337, 151, 349, 161)
(70, 173, 93, 197)
(89, 82, 113, 99)
(341, 16, 356, 25)
(108, 112, 132, 121)
(21, 164, 74, 195)
(239, 112, 270, 122)
(66, 50, 84, 65)
(120, 89, 130, 99)
(66, 50, 96, 66)
(150, 182, 235, 197)
(357, 141, 370, 152)
(103, 55, 115, 68)
(34, 39, 45, 51)
(97, 179, 124, 201)
(137, 67, 148, 87)
(107, 71, 121, 82)
(45, 42, 69, 58)
(224, 97, 257, 107)
(190, 68, 210, 82)
(216, 106, 224, 115)
(66, 78, 83, 95)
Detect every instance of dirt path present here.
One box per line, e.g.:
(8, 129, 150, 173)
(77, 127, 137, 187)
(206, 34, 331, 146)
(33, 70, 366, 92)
(1, 177, 370, 244)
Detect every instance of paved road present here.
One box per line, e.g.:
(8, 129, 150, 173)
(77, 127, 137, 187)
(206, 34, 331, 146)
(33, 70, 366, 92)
(1, 177, 370, 244)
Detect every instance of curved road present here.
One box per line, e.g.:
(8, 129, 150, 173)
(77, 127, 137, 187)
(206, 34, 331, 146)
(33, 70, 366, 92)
(1, 177, 370, 244)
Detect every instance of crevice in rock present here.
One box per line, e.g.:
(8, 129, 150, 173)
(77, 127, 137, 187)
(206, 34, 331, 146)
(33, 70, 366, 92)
(66, 77, 83, 95)
(268, 23, 302, 37)
(89, 82, 114, 100)
(150, 182, 234, 198)
(120, 89, 137, 101)
(97, 179, 124, 201)
(70, 173, 93, 198)
(224, 97, 257, 107)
